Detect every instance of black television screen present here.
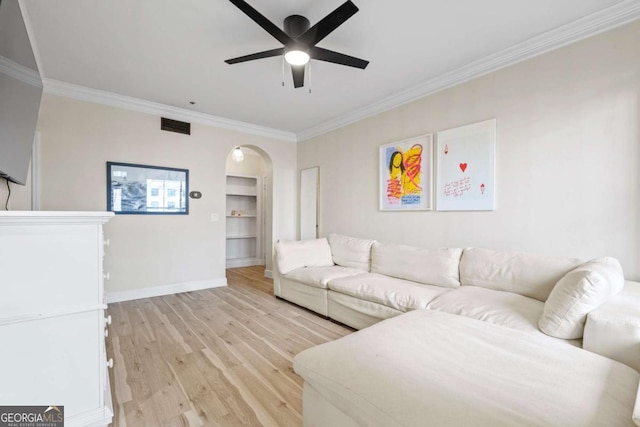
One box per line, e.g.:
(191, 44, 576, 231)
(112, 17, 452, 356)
(0, 0, 43, 185)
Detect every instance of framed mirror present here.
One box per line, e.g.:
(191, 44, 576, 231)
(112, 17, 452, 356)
(107, 162, 189, 214)
(300, 166, 319, 240)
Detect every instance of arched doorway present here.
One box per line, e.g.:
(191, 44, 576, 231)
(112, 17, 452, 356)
(224, 145, 274, 277)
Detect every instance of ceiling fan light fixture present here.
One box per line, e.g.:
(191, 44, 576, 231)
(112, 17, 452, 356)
(231, 146, 244, 162)
(225, 0, 368, 88)
(284, 49, 310, 66)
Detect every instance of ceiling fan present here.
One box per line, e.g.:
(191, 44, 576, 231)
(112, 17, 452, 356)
(225, 0, 369, 89)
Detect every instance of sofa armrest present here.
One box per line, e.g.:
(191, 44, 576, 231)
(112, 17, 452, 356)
(273, 254, 282, 296)
(583, 281, 640, 372)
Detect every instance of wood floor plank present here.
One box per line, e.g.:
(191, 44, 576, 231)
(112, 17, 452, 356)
(201, 349, 278, 427)
(111, 336, 133, 403)
(228, 362, 301, 427)
(118, 335, 163, 426)
(162, 294, 244, 369)
(225, 285, 353, 340)
(259, 312, 329, 346)
(106, 266, 352, 426)
(169, 351, 238, 426)
(190, 350, 263, 426)
(129, 310, 196, 422)
(230, 342, 303, 412)
(202, 309, 303, 387)
(109, 302, 133, 336)
(215, 303, 313, 358)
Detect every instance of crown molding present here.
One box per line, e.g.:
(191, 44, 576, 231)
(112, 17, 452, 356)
(297, 0, 640, 141)
(42, 79, 297, 143)
(0, 55, 42, 88)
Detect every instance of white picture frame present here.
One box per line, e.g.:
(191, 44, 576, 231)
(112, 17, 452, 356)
(435, 119, 496, 211)
(379, 134, 433, 211)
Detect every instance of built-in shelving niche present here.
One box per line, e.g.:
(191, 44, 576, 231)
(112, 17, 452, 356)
(225, 174, 263, 267)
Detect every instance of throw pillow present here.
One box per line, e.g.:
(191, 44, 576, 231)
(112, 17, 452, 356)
(328, 234, 375, 271)
(275, 238, 334, 275)
(538, 257, 624, 339)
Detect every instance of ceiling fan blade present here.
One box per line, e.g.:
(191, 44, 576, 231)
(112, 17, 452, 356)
(225, 48, 284, 64)
(228, 0, 293, 46)
(298, 1, 359, 46)
(291, 65, 305, 88)
(310, 47, 369, 69)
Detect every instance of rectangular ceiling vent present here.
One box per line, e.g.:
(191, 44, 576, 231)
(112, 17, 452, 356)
(161, 117, 191, 135)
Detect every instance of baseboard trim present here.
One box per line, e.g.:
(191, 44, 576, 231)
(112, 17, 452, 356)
(226, 257, 265, 268)
(106, 278, 227, 303)
(65, 406, 113, 427)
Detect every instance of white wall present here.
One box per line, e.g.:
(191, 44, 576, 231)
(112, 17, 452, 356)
(0, 166, 31, 210)
(225, 149, 266, 175)
(37, 94, 296, 294)
(298, 21, 640, 279)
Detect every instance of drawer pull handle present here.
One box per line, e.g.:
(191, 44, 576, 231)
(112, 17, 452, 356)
(104, 272, 110, 280)
(104, 329, 109, 337)
(106, 358, 114, 369)
(104, 238, 110, 247)
(104, 315, 112, 325)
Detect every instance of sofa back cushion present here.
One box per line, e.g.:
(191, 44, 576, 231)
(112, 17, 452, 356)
(538, 257, 625, 339)
(371, 242, 462, 288)
(460, 248, 584, 301)
(328, 234, 375, 271)
(275, 238, 334, 275)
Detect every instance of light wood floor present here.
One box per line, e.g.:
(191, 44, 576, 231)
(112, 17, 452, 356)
(105, 266, 352, 427)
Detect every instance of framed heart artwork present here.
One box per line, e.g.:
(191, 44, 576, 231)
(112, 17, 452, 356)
(435, 119, 496, 211)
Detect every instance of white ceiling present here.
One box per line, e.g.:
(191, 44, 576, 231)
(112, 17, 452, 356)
(20, 0, 637, 137)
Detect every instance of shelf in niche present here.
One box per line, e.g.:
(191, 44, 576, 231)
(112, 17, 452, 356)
(226, 256, 260, 261)
(226, 193, 257, 197)
(226, 235, 257, 240)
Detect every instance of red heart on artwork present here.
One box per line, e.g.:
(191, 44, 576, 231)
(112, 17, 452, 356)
(459, 163, 468, 172)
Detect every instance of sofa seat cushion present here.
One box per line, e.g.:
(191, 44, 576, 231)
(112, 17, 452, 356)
(371, 243, 462, 288)
(427, 286, 545, 334)
(328, 291, 402, 330)
(284, 266, 364, 289)
(328, 234, 375, 271)
(328, 273, 451, 312)
(460, 248, 584, 301)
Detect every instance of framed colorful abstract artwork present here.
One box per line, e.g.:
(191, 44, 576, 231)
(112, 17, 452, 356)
(435, 119, 496, 211)
(379, 134, 433, 211)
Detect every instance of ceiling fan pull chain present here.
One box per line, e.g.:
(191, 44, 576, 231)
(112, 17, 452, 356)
(282, 57, 285, 87)
(308, 61, 312, 94)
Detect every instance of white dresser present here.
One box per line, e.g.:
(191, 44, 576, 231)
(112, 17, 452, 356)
(0, 211, 114, 427)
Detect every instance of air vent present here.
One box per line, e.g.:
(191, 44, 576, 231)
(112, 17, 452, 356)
(161, 117, 191, 135)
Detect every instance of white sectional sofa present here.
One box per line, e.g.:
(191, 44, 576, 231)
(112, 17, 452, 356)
(275, 234, 640, 426)
(294, 309, 640, 427)
(274, 234, 640, 369)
